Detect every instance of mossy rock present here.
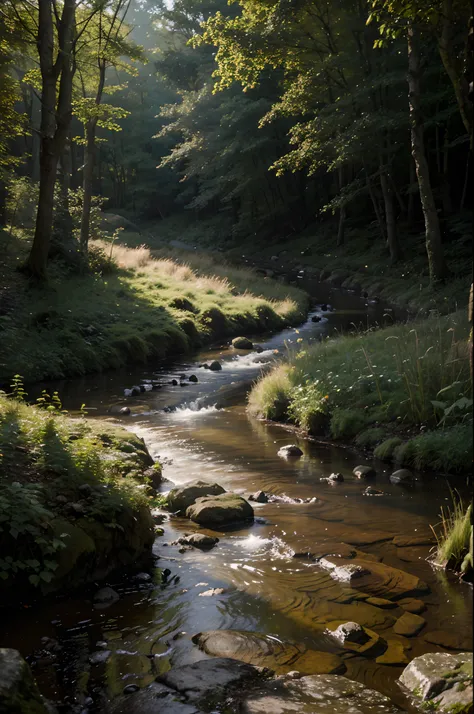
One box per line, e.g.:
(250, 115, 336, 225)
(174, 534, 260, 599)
(0, 648, 49, 713)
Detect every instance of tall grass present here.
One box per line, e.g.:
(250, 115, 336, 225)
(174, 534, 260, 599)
(249, 311, 472, 472)
(431, 495, 472, 572)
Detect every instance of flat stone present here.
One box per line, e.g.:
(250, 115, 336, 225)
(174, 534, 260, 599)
(199, 588, 225, 597)
(363, 487, 384, 496)
(326, 623, 386, 657)
(398, 598, 426, 614)
(393, 535, 434, 547)
(320, 556, 429, 600)
(319, 559, 370, 583)
(353, 465, 376, 479)
(167, 480, 226, 515)
(400, 651, 473, 712)
(278, 445, 303, 458)
(393, 612, 426, 637)
(366, 597, 397, 609)
(423, 631, 473, 650)
(157, 657, 265, 702)
(186, 493, 254, 527)
(89, 650, 111, 664)
(242, 673, 405, 713)
(376, 640, 409, 666)
(193, 630, 345, 675)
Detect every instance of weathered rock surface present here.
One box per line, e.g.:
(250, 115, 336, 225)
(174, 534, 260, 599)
(178, 534, 219, 549)
(320, 556, 429, 600)
(107, 681, 199, 714)
(398, 598, 426, 614)
(208, 360, 222, 371)
(423, 630, 472, 650)
(186, 493, 254, 526)
(353, 465, 376, 479)
(248, 490, 269, 503)
(193, 630, 345, 675)
(277, 445, 303, 458)
(400, 651, 473, 713)
(232, 336, 254, 349)
(157, 658, 266, 702)
(393, 612, 426, 637)
(0, 648, 50, 713)
(325, 622, 385, 657)
(390, 469, 414, 484)
(241, 673, 406, 713)
(167, 480, 226, 515)
(375, 640, 409, 666)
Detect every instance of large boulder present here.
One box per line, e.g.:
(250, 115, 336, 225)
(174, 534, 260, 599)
(167, 480, 226, 515)
(241, 673, 406, 713)
(399, 651, 473, 713)
(0, 648, 50, 713)
(186, 493, 254, 527)
(193, 630, 345, 675)
(232, 337, 254, 350)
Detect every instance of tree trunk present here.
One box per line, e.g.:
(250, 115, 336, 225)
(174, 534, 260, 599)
(337, 165, 345, 246)
(24, 0, 76, 279)
(366, 172, 386, 241)
(380, 166, 400, 263)
(407, 24, 448, 282)
(80, 121, 96, 255)
(441, 124, 453, 214)
(407, 155, 417, 227)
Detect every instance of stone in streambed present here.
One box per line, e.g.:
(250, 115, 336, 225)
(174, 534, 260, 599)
(398, 598, 426, 614)
(241, 673, 405, 713)
(423, 630, 472, 650)
(390, 469, 414, 484)
(0, 648, 51, 714)
(193, 630, 345, 675)
(325, 622, 386, 657)
(393, 612, 426, 637)
(248, 490, 268, 503)
(208, 361, 222, 371)
(278, 444, 303, 459)
(157, 658, 265, 703)
(353, 465, 376, 479)
(186, 493, 254, 527)
(232, 336, 254, 350)
(399, 651, 473, 713)
(392, 534, 434, 547)
(93, 586, 119, 604)
(167, 480, 226, 515)
(109, 681, 198, 714)
(178, 533, 219, 549)
(376, 640, 409, 666)
(366, 596, 397, 609)
(188, 374, 198, 383)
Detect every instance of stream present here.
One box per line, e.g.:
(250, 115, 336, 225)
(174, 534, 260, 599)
(1, 280, 472, 713)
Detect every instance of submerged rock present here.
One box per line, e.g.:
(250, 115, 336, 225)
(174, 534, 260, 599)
(326, 622, 385, 657)
(390, 469, 415, 484)
(193, 630, 345, 675)
(353, 465, 376, 479)
(186, 493, 254, 526)
(0, 648, 50, 714)
(167, 480, 226, 515)
(248, 490, 269, 503)
(157, 658, 265, 702)
(232, 336, 254, 350)
(399, 651, 473, 713)
(393, 612, 426, 637)
(188, 375, 198, 383)
(277, 445, 303, 459)
(241, 673, 405, 713)
(93, 586, 119, 604)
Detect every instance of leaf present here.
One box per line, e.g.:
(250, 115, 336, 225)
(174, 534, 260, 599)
(0, 572, 8, 580)
(39, 571, 53, 583)
(436, 382, 462, 396)
(29, 574, 40, 586)
(431, 400, 447, 410)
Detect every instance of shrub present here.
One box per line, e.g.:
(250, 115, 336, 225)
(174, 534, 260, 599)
(374, 437, 402, 461)
(432, 496, 471, 571)
(330, 408, 370, 439)
(355, 427, 387, 447)
(248, 365, 292, 421)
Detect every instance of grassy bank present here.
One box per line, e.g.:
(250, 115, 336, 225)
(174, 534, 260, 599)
(249, 311, 472, 473)
(0, 229, 309, 385)
(141, 213, 471, 315)
(0, 389, 159, 605)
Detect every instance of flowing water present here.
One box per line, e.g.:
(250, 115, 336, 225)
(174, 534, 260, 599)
(1, 282, 472, 713)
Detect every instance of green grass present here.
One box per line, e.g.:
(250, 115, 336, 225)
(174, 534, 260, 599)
(432, 496, 472, 571)
(0, 390, 156, 597)
(0, 229, 309, 384)
(248, 311, 472, 472)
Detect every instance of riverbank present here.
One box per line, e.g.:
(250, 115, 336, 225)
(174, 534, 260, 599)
(137, 213, 471, 315)
(0, 228, 309, 385)
(0, 390, 159, 606)
(249, 310, 472, 473)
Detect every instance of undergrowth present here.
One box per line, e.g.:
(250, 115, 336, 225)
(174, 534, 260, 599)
(0, 229, 308, 384)
(248, 311, 472, 472)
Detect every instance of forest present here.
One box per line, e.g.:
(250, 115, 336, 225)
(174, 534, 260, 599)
(0, 1, 473, 713)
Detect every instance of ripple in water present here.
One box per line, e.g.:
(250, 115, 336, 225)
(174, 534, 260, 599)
(236, 534, 295, 560)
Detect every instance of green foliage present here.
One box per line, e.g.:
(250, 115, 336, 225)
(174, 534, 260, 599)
(355, 427, 387, 447)
(432, 494, 472, 571)
(249, 311, 472, 472)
